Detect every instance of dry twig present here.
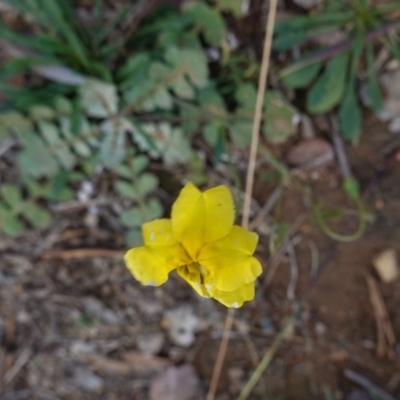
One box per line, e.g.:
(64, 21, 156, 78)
(366, 276, 396, 359)
(344, 369, 397, 400)
(41, 248, 124, 259)
(206, 0, 279, 398)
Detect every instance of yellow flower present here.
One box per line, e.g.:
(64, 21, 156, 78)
(124, 182, 262, 308)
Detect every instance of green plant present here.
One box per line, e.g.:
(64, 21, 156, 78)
(274, 0, 400, 140)
(0, 0, 296, 241)
(0, 0, 136, 80)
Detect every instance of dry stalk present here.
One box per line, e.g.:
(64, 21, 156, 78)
(206, 0, 279, 399)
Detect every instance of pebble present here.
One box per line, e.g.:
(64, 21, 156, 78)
(373, 249, 399, 283)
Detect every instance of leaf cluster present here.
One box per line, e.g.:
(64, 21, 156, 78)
(275, 0, 400, 140)
(0, 0, 297, 241)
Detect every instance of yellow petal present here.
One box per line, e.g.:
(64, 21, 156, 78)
(171, 182, 234, 260)
(142, 219, 177, 246)
(125, 243, 187, 286)
(210, 282, 255, 308)
(198, 226, 262, 292)
(176, 264, 211, 298)
(125, 220, 189, 287)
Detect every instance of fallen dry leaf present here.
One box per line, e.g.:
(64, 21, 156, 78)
(86, 352, 170, 376)
(149, 364, 201, 400)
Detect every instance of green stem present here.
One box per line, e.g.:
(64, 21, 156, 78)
(312, 194, 367, 242)
(237, 310, 299, 400)
(260, 147, 367, 242)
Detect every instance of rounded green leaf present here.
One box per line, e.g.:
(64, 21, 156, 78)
(338, 87, 361, 141)
(306, 51, 349, 114)
(1, 184, 22, 207)
(281, 62, 323, 89)
(22, 203, 52, 229)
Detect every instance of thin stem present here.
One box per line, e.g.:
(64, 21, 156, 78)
(205, 308, 235, 400)
(241, 0, 278, 229)
(206, 1, 279, 399)
(237, 311, 299, 400)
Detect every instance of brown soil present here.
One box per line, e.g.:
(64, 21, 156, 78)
(1, 113, 400, 400)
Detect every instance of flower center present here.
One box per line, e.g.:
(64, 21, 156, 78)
(177, 262, 212, 297)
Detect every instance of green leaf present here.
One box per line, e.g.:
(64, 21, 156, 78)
(165, 47, 209, 88)
(307, 51, 349, 114)
(230, 118, 253, 147)
(139, 123, 192, 165)
(170, 74, 195, 99)
(120, 199, 163, 228)
(163, 126, 193, 165)
(136, 173, 159, 196)
(146, 198, 163, 220)
(25, 175, 73, 201)
(38, 121, 76, 169)
(37, 0, 90, 68)
(338, 86, 361, 141)
(0, 111, 32, 139)
(125, 229, 143, 246)
(114, 155, 149, 178)
(29, 105, 56, 121)
(116, 173, 159, 201)
(263, 91, 297, 143)
(184, 2, 226, 46)
(273, 31, 309, 51)
(132, 155, 150, 174)
(54, 96, 73, 115)
(198, 87, 227, 118)
(181, 107, 201, 136)
(186, 153, 207, 186)
(120, 206, 142, 227)
(203, 122, 222, 146)
(215, 0, 243, 16)
(281, 62, 323, 89)
(235, 83, 256, 110)
(99, 118, 132, 167)
(115, 181, 137, 200)
(80, 79, 118, 118)
(18, 134, 59, 178)
(123, 80, 159, 111)
(1, 184, 22, 207)
(0, 204, 24, 236)
(21, 202, 52, 228)
(343, 177, 360, 201)
(47, 171, 74, 201)
(115, 158, 146, 178)
(59, 117, 92, 157)
(118, 53, 151, 86)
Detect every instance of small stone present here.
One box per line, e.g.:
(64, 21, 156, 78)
(149, 364, 201, 400)
(293, 0, 322, 9)
(373, 249, 399, 283)
(388, 117, 400, 134)
(137, 331, 165, 355)
(164, 306, 199, 348)
(70, 366, 104, 393)
(70, 340, 96, 355)
(286, 138, 334, 168)
(83, 297, 120, 325)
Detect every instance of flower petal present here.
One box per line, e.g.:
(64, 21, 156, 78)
(210, 282, 255, 308)
(125, 220, 189, 286)
(198, 225, 262, 291)
(171, 183, 234, 259)
(142, 219, 177, 246)
(125, 243, 186, 286)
